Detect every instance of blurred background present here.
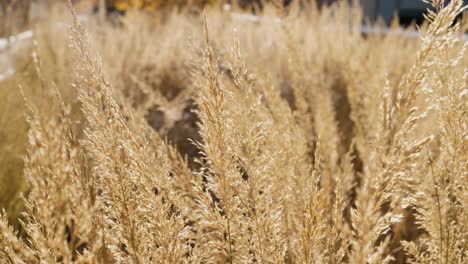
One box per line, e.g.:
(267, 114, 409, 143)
(3, 0, 466, 37)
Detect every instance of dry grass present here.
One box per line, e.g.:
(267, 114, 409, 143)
(0, 0, 467, 263)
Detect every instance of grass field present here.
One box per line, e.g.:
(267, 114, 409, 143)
(0, 1, 467, 263)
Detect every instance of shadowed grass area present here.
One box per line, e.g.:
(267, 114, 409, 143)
(0, 78, 28, 227)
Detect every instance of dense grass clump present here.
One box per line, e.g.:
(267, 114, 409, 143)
(0, 1, 467, 263)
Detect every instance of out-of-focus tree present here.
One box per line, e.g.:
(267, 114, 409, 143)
(106, 0, 218, 12)
(101, 0, 295, 13)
